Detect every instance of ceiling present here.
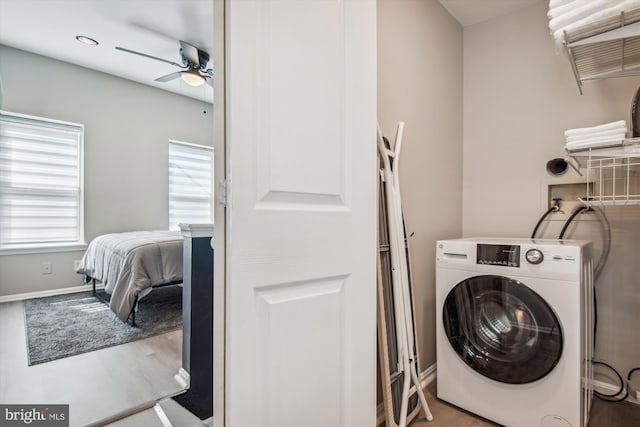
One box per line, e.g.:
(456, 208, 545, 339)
(0, 0, 541, 104)
(439, 0, 542, 27)
(0, 0, 214, 103)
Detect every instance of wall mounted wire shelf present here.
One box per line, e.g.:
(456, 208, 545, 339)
(563, 10, 640, 94)
(568, 138, 640, 206)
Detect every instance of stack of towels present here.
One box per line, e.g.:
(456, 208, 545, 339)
(565, 120, 628, 151)
(548, 0, 640, 46)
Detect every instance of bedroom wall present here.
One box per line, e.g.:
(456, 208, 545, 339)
(0, 45, 214, 297)
(463, 1, 640, 383)
(377, 0, 463, 373)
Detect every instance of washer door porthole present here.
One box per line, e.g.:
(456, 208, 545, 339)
(442, 275, 563, 384)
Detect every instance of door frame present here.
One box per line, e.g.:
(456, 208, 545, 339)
(212, 0, 226, 425)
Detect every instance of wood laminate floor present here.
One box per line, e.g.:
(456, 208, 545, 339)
(0, 300, 184, 427)
(4, 296, 639, 426)
(407, 382, 640, 427)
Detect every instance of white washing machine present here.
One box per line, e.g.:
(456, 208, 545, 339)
(436, 238, 594, 427)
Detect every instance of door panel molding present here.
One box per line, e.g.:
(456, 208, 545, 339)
(252, 0, 349, 210)
(254, 275, 349, 426)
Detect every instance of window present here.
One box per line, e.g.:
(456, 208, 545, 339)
(0, 111, 84, 253)
(168, 140, 213, 231)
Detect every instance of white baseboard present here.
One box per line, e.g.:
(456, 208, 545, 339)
(0, 283, 105, 303)
(593, 378, 640, 405)
(376, 363, 437, 426)
(420, 363, 437, 388)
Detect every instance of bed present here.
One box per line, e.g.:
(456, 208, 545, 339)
(75, 230, 183, 323)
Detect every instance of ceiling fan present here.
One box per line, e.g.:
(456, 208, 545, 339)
(115, 40, 213, 87)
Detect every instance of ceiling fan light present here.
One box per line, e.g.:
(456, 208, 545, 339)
(181, 69, 205, 87)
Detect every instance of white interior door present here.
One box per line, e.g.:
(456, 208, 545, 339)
(225, 1, 377, 426)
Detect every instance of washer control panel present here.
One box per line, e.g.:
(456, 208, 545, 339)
(437, 239, 585, 279)
(476, 244, 520, 267)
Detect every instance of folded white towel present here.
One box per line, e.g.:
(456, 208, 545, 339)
(564, 120, 627, 138)
(565, 136, 625, 150)
(548, 0, 586, 20)
(566, 136, 623, 147)
(565, 136, 624, 147)
(549, 0, 616, 34)
(552, 0, 640, 44)
(567, 135, 626, 146)
(566, 128, 627, 143)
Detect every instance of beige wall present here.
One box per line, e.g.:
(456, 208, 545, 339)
(0, 45, 213, 297)
(464, 1, 640, 379)
(378, 0, 463, 372)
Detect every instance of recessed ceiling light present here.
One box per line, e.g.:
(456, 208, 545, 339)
(76, 35, 99, 46)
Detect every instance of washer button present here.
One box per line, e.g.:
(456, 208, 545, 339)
(525, 249, 544, 264)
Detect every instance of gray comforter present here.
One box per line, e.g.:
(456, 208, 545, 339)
(76, 230, 183, 321)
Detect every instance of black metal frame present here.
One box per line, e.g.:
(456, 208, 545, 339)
(89, 276, 182, 326)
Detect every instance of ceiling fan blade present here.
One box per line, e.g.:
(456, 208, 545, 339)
(179, 40, 200, 67)
(116, 46, 184, 68)
(155, 71, 183, 82)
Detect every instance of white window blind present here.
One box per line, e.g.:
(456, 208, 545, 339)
(169, 140, 213, 230)
(0, 111, 84, 250)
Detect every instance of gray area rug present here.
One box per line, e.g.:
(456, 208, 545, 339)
(24, 285, 182, 365)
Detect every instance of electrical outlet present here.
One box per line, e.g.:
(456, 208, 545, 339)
(42, 262, 52, 275)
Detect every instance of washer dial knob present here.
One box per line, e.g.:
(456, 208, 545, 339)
(525, 248, 544, 264)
